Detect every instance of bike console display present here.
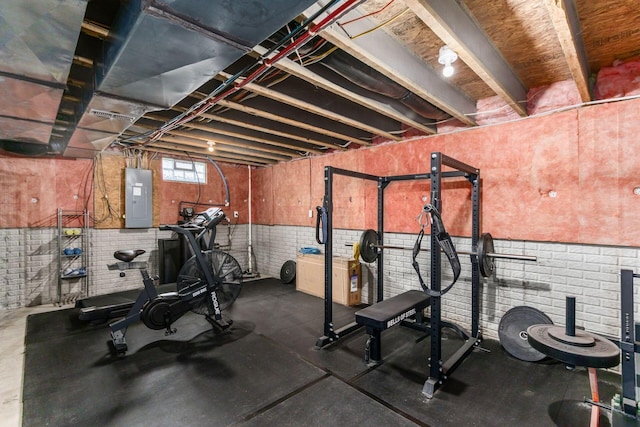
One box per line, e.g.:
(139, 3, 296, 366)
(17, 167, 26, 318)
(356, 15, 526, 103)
(192, 207, 226, 229)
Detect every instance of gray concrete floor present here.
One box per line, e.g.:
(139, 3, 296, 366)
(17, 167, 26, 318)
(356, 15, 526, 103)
(0, 304, 70, 427)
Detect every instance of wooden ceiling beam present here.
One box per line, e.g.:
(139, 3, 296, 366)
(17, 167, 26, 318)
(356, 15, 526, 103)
(403, 0, 528, 116)
(302, 3, 477, 126)
(189, 92, 350, 151)
(216, 99, 366, 147)
(157, 135, 289, 162)
(133, 144, 267, 167)
(218, 72, 402, 141)
(542, 0, 591, 102)
(137, 119, 299, 158)
(150, 140, 279, 164)
(252, 45, 436, 135)
(147, 111, 320, 155)
(191, 111, 337, 151)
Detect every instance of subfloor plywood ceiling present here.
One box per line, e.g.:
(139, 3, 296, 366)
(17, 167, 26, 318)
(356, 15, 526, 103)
(1, 0, 639, 166)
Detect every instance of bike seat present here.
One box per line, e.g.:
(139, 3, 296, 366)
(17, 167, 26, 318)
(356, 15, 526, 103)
(113, 249, 146, 262)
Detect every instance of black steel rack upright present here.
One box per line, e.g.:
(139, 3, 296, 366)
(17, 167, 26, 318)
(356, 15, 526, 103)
(315, 152, 481, 398)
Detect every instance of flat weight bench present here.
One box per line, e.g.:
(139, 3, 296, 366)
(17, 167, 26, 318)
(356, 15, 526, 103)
(355, 290, 431, 364)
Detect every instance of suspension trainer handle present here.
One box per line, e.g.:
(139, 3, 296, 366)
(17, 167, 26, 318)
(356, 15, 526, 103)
(316, 205, 328, 244)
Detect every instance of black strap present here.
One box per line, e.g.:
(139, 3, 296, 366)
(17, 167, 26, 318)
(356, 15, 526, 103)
(315, 205, 328, 244)
(412, 204, 461, 297)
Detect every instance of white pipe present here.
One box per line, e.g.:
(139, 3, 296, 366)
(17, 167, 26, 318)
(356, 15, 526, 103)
(247, 165, 254, 273)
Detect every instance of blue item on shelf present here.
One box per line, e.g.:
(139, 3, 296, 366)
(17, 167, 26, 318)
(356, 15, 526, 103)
(63, 248, 74, 256)
(73, 248, 82, 255)
(299, 247, 321, 254)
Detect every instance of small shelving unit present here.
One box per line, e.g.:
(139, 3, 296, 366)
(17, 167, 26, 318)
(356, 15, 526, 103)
(57, 209, 89, 305)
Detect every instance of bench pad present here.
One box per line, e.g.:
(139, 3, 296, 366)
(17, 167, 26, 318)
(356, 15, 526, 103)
(355, 290, 430, 331)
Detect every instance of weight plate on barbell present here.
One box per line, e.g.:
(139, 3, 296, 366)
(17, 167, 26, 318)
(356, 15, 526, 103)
(498, 306, 553, 362)
(527, 324, 620, 368)
(359, 229, 379, 263)
(478, 232, 495, 277)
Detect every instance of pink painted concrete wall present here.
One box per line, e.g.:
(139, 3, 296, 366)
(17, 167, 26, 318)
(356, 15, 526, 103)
(252, 98, 640, 247)
(0, 157, 93, 228)
(1, 98, 638, 247)
(0, 156, 250, 228)
(157, 161, 249, 225)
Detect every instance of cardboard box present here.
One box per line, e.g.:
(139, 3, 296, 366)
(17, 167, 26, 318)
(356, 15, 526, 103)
(296, 254, 361, 306)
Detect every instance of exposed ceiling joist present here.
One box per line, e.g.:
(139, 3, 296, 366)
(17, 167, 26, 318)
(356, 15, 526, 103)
(135, 145, 266, 167)
(302, 3, 477, 126)
(404, 0, 528, 117)
(170, 107, 329, 153)
(149, 112, 322, 155)
(187, 93, 351, 150)
(543, 0, 591, 101)
(215, 98, 365, 147)
(218, 72, 402, 141)
(252, 45, 436, 135)
(158, 134, 290, 162)
(136, 121, 297, 161)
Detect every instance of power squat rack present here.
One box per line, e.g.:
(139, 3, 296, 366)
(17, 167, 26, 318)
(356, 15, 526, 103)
(315, 152, 482, 398)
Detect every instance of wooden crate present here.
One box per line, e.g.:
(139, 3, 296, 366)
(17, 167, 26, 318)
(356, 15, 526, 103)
(296, 254, 361, 306)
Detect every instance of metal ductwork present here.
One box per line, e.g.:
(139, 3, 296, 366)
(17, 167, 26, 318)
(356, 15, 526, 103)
(0, 0, 315, 158)
(62, 0, 320, 158)
(0, 0, 89, 156)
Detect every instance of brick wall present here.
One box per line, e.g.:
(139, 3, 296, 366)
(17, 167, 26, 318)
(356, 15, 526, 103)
(4, 221, 639, 342)
(0, 222, 251, 308)
(252, 224, 640, 340)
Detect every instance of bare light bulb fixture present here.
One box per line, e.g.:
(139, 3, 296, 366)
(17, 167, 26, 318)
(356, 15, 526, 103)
(438, 45, 458, 78)
(207, 141, 215, 152)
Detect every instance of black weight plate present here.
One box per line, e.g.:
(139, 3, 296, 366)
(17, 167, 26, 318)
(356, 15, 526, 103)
(478, 232, 495, 277)
(280, 260, 296, 284)
(498, 306, 553, 362)
(527, 324, 620, 368)
(359, 229, 379, 263)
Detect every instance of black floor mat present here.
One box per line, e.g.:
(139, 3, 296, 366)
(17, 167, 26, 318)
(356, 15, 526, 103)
(23, 312, 325, 426)
(23, 278, 626, 427)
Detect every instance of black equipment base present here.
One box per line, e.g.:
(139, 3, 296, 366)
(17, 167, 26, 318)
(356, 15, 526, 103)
(75, 283, 176, 322)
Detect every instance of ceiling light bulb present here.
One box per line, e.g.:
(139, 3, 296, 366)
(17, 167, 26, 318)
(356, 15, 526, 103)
(207, 141, 215, 152)
(443, 63, 454, 77)
(208, 145, 214, 152)
(438, 45, 458, 78)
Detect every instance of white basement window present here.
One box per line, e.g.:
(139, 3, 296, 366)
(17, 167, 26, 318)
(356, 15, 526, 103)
(162, 157, 207, 184)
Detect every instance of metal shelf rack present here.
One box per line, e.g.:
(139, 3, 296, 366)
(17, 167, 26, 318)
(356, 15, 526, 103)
(56, 208, 89, 305)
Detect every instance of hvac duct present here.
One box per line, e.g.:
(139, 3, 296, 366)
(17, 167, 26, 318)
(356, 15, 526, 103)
(0, 0, 88, 153)
(322, 50, 451, 122)
(63, 0, 319, 158)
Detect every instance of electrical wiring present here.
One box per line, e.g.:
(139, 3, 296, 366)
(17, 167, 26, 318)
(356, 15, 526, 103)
(348, 7, 409, 40)
(91, 154, 121, 225)
(338, 0, 396, 27)
(302, 45, 340, 66)
(78, 158, 95, 214)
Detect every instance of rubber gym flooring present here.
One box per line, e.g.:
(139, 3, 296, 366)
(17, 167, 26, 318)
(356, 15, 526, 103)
(23, 278, 622, 426)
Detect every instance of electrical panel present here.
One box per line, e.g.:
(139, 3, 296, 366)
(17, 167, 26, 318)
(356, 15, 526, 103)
(125, 168, 152, 228)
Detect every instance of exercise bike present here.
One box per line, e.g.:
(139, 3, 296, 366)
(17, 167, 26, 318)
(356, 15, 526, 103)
(80, 208, 243, 356)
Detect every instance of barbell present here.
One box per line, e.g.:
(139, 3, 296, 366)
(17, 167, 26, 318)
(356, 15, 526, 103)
(353, 229, 537, 277)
